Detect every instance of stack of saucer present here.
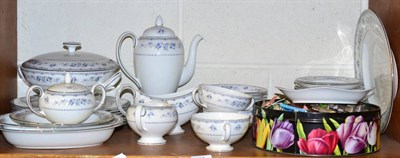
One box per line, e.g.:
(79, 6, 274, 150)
(294, 76, 363, 90)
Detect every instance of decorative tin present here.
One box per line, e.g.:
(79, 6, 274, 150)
(252, 102, 381, 156)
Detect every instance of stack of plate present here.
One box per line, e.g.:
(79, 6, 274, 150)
(210, 84, 268, 102)
(10, 96, 130, 117)
(0, 109, 124, 149)
(294, 76, 363, 90)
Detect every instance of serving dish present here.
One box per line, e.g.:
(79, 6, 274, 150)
(276, 87, 373, 104)
(0, 113, 124, 149)
(18, 42, 121, 91)
(354, 9, 396, 132)
(9, 109, 114, 128)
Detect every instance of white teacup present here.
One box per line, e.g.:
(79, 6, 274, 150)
(116, 84, 178, 145)
(191, 112, 250, 152)
(192, 84, 254, 112)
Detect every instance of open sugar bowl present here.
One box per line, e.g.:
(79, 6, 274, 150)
(26, 73, 106, 124)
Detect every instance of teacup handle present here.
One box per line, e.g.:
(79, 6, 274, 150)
(26, 85, 45, 118)
(101, 71, 122, 92)
(245, 98, 255, 111)
(222, 123, 231, 143)
(115, 84, 138, 116)
(135, 104, 147, 132)
(91, 84, 106, 112)
(192, 88, 207, 109)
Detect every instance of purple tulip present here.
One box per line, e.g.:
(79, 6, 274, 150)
(337, 115, 368, 154)
(269, 118, 294, 149)
(367, 120, 378, 146)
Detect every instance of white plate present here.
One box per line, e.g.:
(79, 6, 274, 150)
(294, 81, 363, 90)
(9, 109, 114, 128)
(277, 87, 373, 104)
(0, 114, 123, 149)
(354, 9, 394, 132)
(295, 76, 362, 86)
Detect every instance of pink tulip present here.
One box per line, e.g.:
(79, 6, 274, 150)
(297, 128, 339, 155)
(337, 115, 368, 154)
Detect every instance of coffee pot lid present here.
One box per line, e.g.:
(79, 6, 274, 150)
(47, 73, 88, 93)
(142, 16, 176, 37)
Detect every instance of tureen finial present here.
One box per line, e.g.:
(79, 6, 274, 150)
(156, 15, 163, 27)
(65, 73, 72, 84)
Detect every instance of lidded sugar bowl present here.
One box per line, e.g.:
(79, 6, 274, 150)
(26, 73, 106, 124)
(18, 42, 121, 91)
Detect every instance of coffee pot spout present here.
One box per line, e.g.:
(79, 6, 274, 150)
(179, 34, 203, 87)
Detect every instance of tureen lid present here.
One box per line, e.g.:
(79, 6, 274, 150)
(47, 73, 88, 93)
(21, 42, 119, 72)
(141, 16, 176, 37)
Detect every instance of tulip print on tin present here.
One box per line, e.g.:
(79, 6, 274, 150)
(252, 102, 381, 156)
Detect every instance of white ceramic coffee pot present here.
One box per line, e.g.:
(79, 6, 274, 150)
(116, 16, 203, 95)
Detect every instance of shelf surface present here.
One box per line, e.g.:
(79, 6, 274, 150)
(0, 123, 399, 157)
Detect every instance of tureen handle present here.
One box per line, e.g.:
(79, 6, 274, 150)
(115, 84, 138, 116)
(192, 88, 208, 109)
(91, 84, 106, 112)
(115, 32, 142, 90)
(101, 71, 122, 92)
(17, 65, 32, 87)
(26, 85, 46, 118)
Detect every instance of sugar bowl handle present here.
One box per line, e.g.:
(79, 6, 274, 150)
(192, 88, 207, 109)
(91, 84, 106, 112)
(26, 85, 46, 118)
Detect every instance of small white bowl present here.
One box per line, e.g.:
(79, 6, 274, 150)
(191, 112, 250, 152)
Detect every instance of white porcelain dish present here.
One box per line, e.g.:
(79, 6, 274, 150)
(295, 76, 362, 86)
(354, 9, 395, 132)
(9, 109, 114, 128)
(294, 81, 363, 90)
(209, 84, 268, 102)
(276, 87, 373, 104)
(0, 114, 124, 149)
(18, 42, 121, 91)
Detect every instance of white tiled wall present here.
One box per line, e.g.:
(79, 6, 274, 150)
(17, 0, 368, 98)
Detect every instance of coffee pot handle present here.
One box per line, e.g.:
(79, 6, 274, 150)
(115, 84, 138, 116)
(91, 84, 106, 112)
(115, 31, 142, 90)
(26, 85, 46, 118)
(192, 88, 208, 109)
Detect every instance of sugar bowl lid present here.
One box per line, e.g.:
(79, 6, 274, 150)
(47, 73, 88, 93)
(21, 42, 119, 72)
(141, 16, 176, 38)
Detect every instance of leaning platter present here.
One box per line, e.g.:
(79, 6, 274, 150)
(354, 9, 396, 133)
